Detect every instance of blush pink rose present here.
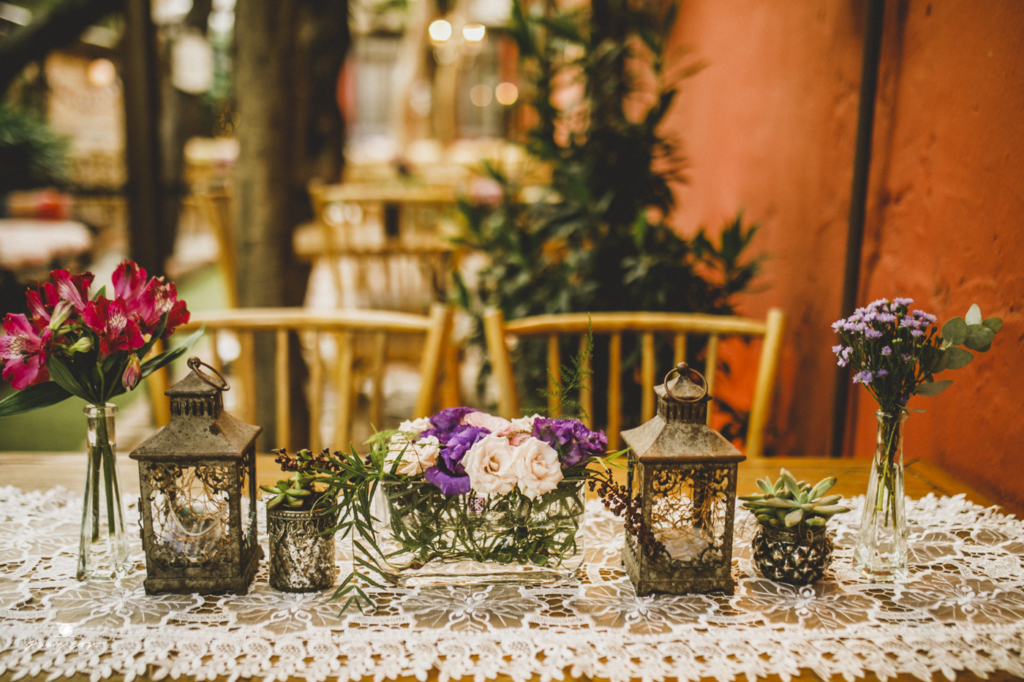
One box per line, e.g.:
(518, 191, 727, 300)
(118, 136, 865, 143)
(384, 435, 440, 476)
(462, 411, 512, 434)
(496, 413, 542, 446)
(513, 437, 563, 500)
(462, 433, 518, 495)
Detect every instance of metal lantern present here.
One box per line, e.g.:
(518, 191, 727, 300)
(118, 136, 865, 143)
(620, 362, 746, 595)
(130, 357, 263, 594)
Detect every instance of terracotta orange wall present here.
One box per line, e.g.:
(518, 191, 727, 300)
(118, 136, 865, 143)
(663, 1, 1024, 514)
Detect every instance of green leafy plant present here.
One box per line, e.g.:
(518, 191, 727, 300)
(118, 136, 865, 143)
(455, 0, 763, 429)
(261, 448, 342, 511)
(740, 469, 851, 535)
(0, 104, 69, 192)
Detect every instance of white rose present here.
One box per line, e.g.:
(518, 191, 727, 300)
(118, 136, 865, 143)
(462, 434, 518, 495)
(397, 417, 433, 435)
(384, 435, 440, 476)
(513, 437, 563, 500)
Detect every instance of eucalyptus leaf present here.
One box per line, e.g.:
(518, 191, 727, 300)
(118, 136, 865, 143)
(983, 317, 1003, 334)
(942, 346, 974, 371)
(0, 381, 73, 418)
(941, 317, 967, 346)
(914, 379, 953, 397)
(963, 325, 994, 352)
(965, 304, 982, 326)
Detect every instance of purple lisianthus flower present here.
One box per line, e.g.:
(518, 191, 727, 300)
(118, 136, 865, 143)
(881, 346, 892, 356)
(429, 407, 478, 432)
(532, 418, 608, 468)
(865, 328, 882, 339)
(424, 425, 490, 495)
(853, 370, 874, 385)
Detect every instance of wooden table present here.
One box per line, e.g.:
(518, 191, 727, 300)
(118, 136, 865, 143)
(0, 454, 1012, 682)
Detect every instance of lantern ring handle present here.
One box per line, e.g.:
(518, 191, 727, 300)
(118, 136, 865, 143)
(663, 362, 708, 403)
(187, 357, 230, 392)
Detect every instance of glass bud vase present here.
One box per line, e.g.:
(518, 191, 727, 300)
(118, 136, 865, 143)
(79, 404, 131, 580)
(854, 409, 908, 582)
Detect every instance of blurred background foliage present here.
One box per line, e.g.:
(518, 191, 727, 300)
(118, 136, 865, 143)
(455, 0, 763, 429)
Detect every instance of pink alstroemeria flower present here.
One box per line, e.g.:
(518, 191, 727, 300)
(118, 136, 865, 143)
(81, 297, 146, 356)
(111, 260, 190, 337)
(51, 270, 94, 312)
(0, 314, 52, 389)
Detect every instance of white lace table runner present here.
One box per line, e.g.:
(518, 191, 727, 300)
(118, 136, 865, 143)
(1, 486, 1023, 682)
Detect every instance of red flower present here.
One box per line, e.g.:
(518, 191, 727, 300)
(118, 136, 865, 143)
(111, 260, 190, 337)
(0, 314, 52, 389)
(51, 270, 94, 312)
(81, 297, 146, 356)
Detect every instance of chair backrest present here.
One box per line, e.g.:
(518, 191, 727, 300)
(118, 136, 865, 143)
(194, 188, 238, 308)
(154, 305, 451, 453)
(483, 309, 785, 458)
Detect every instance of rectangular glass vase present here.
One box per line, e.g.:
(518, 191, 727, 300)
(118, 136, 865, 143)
(356, 478, 587, 587)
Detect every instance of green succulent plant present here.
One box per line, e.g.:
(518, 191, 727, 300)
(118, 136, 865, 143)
(740, 469, 851, 531)
(260, 471, 315, 510)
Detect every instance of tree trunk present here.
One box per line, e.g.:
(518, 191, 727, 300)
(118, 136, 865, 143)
(233, 0, 349, 449)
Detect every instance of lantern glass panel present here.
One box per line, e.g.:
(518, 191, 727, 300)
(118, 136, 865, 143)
(143, 463, 234, 567)
(646, 464, 730, 564)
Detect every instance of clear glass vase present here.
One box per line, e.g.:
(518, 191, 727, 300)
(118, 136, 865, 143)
(854, 409, 908, 582)
(79, 403, 131, 580)
(357, 479, 587, 587)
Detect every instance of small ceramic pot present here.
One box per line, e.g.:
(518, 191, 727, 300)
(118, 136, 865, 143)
(752, 523, 834, 585)
(266, 507, 337, 592)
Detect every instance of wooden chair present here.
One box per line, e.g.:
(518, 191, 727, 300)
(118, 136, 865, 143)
(153, 305, 452, 453)
(483, 309, 785, 458)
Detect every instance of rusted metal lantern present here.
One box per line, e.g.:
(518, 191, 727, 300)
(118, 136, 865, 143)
(130, 357, 262, 594)
(620, 362, 746, 595)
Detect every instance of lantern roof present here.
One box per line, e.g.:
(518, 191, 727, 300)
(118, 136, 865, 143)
(130, 359, 261, 460)
(621, 363, 745, 464)
(130, 410, 261, 460)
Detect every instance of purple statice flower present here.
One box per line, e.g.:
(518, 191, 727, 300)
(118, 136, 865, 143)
(853, 370, 874, 385)
(913, 310, 937, 323)
(831, 344, 844, 355)
(532, 418, 608, 468)
(901, 353, 913, 362)
(876, 369, 889, 377)
(911, 329, 924, 337)
(424, 425, 489, 495)
(429, 407, 478, 433)
(831, 320, 845, 332)
(865, 328, 882, 339)
(893, 297, 914, 306)
(868, 298, 889, 309)
(877, 313, 897, 323)
(881, 346, 892, 356)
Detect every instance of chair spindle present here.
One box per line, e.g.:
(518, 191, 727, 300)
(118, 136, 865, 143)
(641, 332, 656, 422)
(579, 335, 593, 429)
(705, 333, 719, 426)
(309, 332, 323, 453)
(275, 329, 291, 449)
(547, 335, 561, 416)
(608, 333, 622, 451)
